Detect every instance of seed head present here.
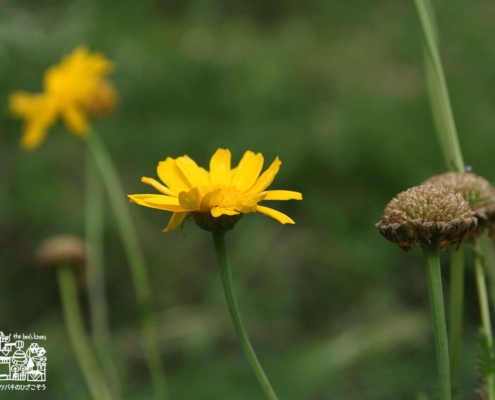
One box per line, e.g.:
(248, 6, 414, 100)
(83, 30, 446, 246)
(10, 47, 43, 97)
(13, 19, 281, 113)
(376, 185, 477, 252)
(35, 235, 86, 269)
(423, 172, 495, 237)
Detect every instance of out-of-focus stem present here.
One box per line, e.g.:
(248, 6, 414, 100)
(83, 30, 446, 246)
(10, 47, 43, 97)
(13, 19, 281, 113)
(474, 241, 495, 400)
(481, 235, 495, 311)
(86, 129, 169, 400)
(57, 265, 114, 400)
(85, 148, 122, 400)
(414, 0, 465, 173)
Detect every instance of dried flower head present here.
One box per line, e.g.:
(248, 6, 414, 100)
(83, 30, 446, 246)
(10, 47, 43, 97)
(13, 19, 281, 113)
(9, 47, 116, 150)
(376, 185, 477, 252)
(35, 235, 86, 269)
(423, 172, 495, 236)
(128, 148, 302, 233)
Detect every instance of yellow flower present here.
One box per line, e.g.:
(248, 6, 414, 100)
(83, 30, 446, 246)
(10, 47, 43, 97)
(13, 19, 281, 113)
(9, 46, 117, 150)
(128, 149, 303, 232)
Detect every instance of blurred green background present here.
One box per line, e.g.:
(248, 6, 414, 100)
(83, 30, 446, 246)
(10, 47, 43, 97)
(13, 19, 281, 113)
(1, 0, 495, 398)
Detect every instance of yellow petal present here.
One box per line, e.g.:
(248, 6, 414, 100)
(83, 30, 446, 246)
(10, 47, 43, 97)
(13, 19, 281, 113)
(211, 207, 240, 218)
(128, 194, 162, 201)
(163, 212, 188, 232)
(62, 106, 89, 136)
(178, 187, 202, 211)
(10, 91, 41, 117)
(157, 158, 192, 194)
(15, 95, 58, 151)
(128, 194, 186, 212)
(210, 149, 231, 185)
(230, 151, 264, 192)
(83, 52, 114, 76)
(235, 192, 267, 213)
(45, 47, 113, 94)
(21, 120, 51, 151)
(175, 156, 210, 188)
(263, 190, 303, 201)
(243, 157, 281, 197)
(141, 177, 176, 196)
(199, 188, 224, 212)
(256, 205, 295, 224)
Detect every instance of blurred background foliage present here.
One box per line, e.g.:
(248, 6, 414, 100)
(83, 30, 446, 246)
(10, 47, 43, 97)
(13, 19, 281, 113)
(1, 0, 495, 398)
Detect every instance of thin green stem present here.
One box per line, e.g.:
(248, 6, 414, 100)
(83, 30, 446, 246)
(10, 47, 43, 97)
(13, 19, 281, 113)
(421, 0, 451, 166)
(57, 266, 114, 400)
(474, 241, 495, 400)
(481, 235, 495, 312)
(423, 244, 451, 400)
(86, 129, 169, 400)
(85, 148, 123, 400)
(475, 244, 493, 339)
(449, 248, 464, 384)
(425, 53, 449, 166)
(414, 0, 465, 173)
(212, 232, 279, 400)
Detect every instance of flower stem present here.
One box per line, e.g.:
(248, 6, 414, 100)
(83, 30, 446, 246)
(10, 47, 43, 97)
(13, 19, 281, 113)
(474, 241, 495, 400)
(449, 248, 464, 385)
(413, 0, 465, 173)
(57, 265, 114, 400)
(212, 232, 279, 400)
(85, 148, 123, 400)
(86, 129, 169, 400)
(480, 235, 495, 313)
(423, 244, 451, 400)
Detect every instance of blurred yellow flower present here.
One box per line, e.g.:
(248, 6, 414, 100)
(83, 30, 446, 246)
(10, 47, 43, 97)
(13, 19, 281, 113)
(9, 47, 117, 150)
(128, 149, 303, 232)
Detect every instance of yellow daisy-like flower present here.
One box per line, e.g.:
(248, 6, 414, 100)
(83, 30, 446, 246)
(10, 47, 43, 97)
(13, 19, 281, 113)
(128, 149, 303, 233)
(9, 46, 117, 150)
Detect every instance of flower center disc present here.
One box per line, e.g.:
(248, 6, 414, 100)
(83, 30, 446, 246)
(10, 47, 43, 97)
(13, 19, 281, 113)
(199, 185, 243, 208)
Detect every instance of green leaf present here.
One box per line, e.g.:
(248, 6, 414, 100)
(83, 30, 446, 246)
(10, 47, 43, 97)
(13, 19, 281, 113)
(477, 329, 495, 379)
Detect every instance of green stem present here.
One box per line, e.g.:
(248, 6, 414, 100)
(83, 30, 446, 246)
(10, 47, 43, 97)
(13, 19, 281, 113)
(481, 235, 495, 312)
(423, 245, 451, 400)
(414, 0, 465, 173)
(212, 232, 279, 400)
(85, 148, 123, 400)
(474, 241, 495, 400)
(422, 0, 450, 167)
(449, 248, 464, 385)
(86, 129, 169, 400)
(57, 266, 114, 400)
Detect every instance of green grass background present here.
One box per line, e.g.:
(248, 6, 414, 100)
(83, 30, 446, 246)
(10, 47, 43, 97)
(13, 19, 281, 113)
(1, 0, 495, 398)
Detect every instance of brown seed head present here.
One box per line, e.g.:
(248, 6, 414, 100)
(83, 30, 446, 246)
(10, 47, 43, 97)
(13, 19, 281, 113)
(423, 172, 495, 236)
(376, 185, 477, 252)
(35, 235, 86, 269)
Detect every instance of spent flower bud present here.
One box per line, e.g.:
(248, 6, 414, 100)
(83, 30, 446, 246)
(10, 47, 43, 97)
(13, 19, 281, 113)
(423, 172, 495, 237)
(376, 185, 477, 252)
(35, 235, 86, 269)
